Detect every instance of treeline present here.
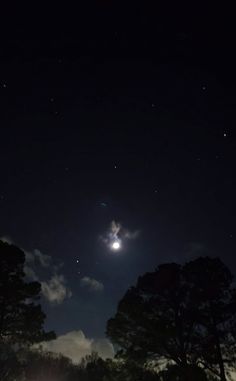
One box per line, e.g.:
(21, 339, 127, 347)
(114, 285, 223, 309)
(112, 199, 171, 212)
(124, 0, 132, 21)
(1, 240, 236, 380)
(0, 341, 217, 381)
(0, 348, 160, 381)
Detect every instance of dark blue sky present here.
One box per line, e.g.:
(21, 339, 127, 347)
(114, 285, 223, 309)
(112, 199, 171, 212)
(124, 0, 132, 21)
(0, 2, 236, 343)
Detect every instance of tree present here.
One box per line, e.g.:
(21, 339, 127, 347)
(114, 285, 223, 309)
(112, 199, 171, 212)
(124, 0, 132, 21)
(80, 352, 110, 381)
(184, 257, 236, 381)
(107, 257, 236, 380)
(158, 364, 208, 381)
(0, 240, 55, 346)
(0, 341, 23, 381)
(22, 349, 79, 381)
(80, 354, 159, 381)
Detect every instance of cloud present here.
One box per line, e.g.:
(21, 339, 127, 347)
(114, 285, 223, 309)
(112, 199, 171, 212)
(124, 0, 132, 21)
(34, 249, 51, 267)
(80, 276, 104, 292)
(0, 236, 72, 305)
(41, 274, 72, 304)
(38, 330, 114, 363)
(123, 229, 140, 240)
(100, 220, 140, 248)
(0, 236, 14, 245)
(23, 265, 38, 281)
(24, 249, 51, 267)
(111, 220, 121, 236)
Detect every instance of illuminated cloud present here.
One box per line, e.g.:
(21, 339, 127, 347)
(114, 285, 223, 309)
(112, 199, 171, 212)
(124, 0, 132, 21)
(0, 236, 72, 305)
(80, 276, 104, 292)
(41, 274, 72, 304)
(111, 220, 121, 236)
(38, 330, 114, 363)
(123, 229, 140, 240)
(23, 265, 38, 281)
(0, 236, 14, 245)
(26, 249, 51, 267)
(100, 220, 140, 249)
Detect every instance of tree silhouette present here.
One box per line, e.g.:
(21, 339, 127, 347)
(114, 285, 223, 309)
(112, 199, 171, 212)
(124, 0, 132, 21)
(0, 240, 55, 346)
(0, 341, 23, 381)
(22, 349, 78, 381)
(107, 257, 236, 380)
(184, 257, 236, 381)
(81, 354, 159, 381)
(158, 364, 208, 381)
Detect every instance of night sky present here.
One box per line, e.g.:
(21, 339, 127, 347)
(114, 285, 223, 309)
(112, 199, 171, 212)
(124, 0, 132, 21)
(0, 1, 236, 361)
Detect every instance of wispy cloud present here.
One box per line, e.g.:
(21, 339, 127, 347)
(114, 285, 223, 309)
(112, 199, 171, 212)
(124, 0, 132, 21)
(41, 274, 72, 304)
(111, 220, 121, 236)
(80, 276, 104, 292)
(25, 249, 51, 267)
(23, 265, 38, 281)
(100, 220, 140, 248)
(0, 236, 72, 305)
(123, 229, 140, 240)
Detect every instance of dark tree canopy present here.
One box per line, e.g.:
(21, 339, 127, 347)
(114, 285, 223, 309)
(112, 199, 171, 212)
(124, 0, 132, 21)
(158, 364, 209, 381)
(107, 257, 236, 381)
(0, 240, 55, 346)
(22, 349, 77, 381)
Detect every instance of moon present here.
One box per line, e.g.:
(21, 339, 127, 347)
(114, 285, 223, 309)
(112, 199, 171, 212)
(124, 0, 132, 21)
(112, 241, 120, 250)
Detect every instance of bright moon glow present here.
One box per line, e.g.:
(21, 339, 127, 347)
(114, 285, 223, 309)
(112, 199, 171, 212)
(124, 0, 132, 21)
(112, 241, 120, 250)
